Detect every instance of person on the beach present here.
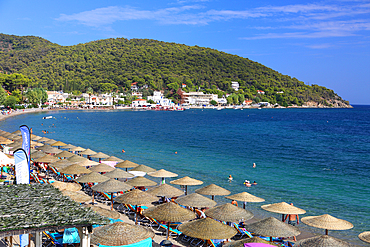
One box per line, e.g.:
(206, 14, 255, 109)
(228, 175, 233, 182)
(199, 208, 207, 218)
(284, 203, 299, 241)
(231, 200, 238, 206)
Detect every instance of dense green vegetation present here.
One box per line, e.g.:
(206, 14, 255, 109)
(0, 33, 349, 106)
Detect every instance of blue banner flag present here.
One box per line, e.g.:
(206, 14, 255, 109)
(20, 125, 31, 163)
(14, 148, 29, 184)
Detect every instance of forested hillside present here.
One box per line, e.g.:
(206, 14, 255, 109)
(0, 33, 350, 107)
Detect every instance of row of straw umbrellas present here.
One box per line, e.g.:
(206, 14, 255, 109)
(1, 129, 369, 246)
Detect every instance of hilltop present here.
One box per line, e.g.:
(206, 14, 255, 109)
(0, 33, 350, 107)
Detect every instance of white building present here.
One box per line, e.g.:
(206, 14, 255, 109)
(131, 92, 142, 99)
(183, 92, 218, 106)
(231, 81, 239, 91)
(147, 91, 175, 107)
(132, 99, 148, 107)
(218, 96, 227, 105)
(47, 91, 69, 105)
(90, 94, 113, 106)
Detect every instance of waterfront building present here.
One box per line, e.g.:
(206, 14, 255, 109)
(147, 91, 175, 107)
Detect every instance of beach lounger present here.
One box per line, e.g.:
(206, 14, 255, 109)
(43, 230, 78, 247)
(43, 231, 63, 247)
(149, 218, 182, 237)
(233, 223, 253, 239)
(206, 239, 223, 247)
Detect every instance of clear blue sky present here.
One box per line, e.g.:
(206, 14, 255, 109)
(0, 0, 369, 104)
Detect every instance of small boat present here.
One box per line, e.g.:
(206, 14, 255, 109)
(216, 107, 223, 111)
(42, 116, 53, 119)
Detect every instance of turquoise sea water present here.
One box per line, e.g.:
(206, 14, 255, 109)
(1, 106, 370, 246)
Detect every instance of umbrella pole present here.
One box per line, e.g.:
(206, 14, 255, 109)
(167, 222, 170, 240)
(282, 214, 284, 221)
(212, 195, 214, 200)
(135, 206, 138, 225)
(91, 190, 95, 205)
(185, 185, 188, 195)
(243, 202, 246, 209)
(325, 229, 328, 235)
(111, 193, 114, 210)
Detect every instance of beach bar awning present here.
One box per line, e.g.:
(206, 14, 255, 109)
(0, 184, 109, 239)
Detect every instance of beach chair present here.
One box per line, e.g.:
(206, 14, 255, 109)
(43, 230, 78, 247)
(233, 223, 253, 239)
(43, 231, 64, 247)
(149, 218, 182, 237)
(206, 239, 223, 247)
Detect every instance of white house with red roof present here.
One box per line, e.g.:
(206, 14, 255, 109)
(132, 98, 147, 107)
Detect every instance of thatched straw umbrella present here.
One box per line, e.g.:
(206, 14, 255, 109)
(43, 146, 63, 155)
(70, 146, 86, 153)
(32, 136, 42, 141)
(30, 151, 46, 160)
(147, 184, 184, 199)
(75, 172, 109, 204)
(205, 203, 254, 222)
(115, 160, 139, 171)
(76, 159, 99, 167)
(34, 154, 59, 164)
(130, 164, 156, 173)
(51, 181, 82, 191)
(245, 217, 301, 241)
(12, 130, 21, 135)
(86, 205, 121, 219)
(295, 235, 352, 247)
(61, 190, 91, 203)
(92, 179, 132, 210)
(359, 231, 370, 244)
(147, 169, 178, 184)
(102, 156, 124, 162)
(104, 169, 134, 179)
(226, 192, 265, 209)
(44, 139, 57, 145)
(178, 217, 237, 241)
(170, 176, 203, 195)
(50, 141, 67, 148)
(49, 159, 74, 170)
(75, 172, 109, 183)
(59, 164, 91, 175)
(91, 152, 110, 162)
(12, 135, 22, 141)
(30, 141, 44, 148)
(88, 163, 115, 173)
(67, 154, 88, 163)
(91, 222, 154, 246)
(0, 137, 13, 145)
(195, 184, 230, 200)
(115, 189, 158, 224)
(143, 202, 196, 239)
(261, 202, 306, 221)
(126, 176, 157, 187)
(224, 237, 280, 247)
(79, 148, 97, 157)
(63, 144, 76, 150)
(53, 150, 74, 158)
(38, 137, 50, 143)
(301, 214, 353, 235)
(175, 193, 217, 208)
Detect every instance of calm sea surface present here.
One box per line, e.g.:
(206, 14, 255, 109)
(1, 106, 370, 245)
